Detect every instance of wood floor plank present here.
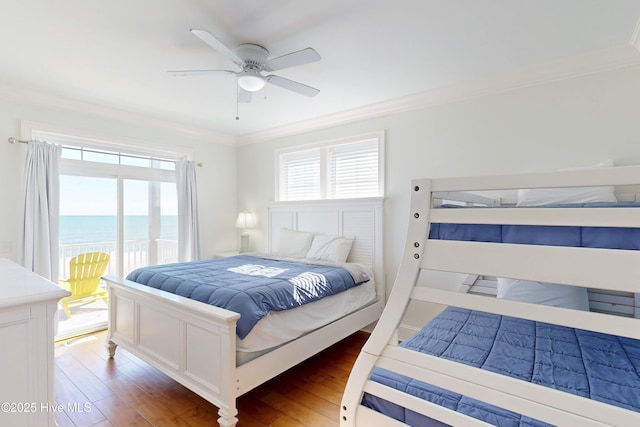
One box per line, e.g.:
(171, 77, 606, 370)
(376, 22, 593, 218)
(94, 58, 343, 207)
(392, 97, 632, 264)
(104, 375, 186, 423)
(236, 392, 281, 425)
(55, 352, 114, 402)
(56, 330, 369, 427)
(65, 339, 124, 382)
(153, 384, 201, 416)
(114, 359, 176, 394)
(92, 394, 153, 426)
(279, 386, 338, 420)
(260, 392, 338, 427)
(86, 420, 115, 427)
(149, 417, 195, 427)
(55, 366, 107, 426)
(53, 408, 75, 427)
(177, 405, 220, 427)
(267, 414, 306, 427)
(232, 412, 269, 427)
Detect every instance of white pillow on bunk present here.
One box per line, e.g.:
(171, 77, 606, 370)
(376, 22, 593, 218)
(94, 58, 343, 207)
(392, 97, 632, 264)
(305, 234, 354, 263)
(516, 186, 617, 206)
(517, 159, 617, 206)
(497, 278, 590, 311)
(501, 161, 613, 311)
(275, 228, 315, 258)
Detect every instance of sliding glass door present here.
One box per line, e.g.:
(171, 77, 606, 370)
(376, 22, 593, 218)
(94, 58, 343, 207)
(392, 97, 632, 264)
(54, 143, 179, 340)
(59, 175, 117, 278)
(58, 175, 117, 339)
(122, 179, 177, 277)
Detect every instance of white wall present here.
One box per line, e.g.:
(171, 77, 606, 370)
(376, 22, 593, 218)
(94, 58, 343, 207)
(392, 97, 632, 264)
(0, 92, 238, 263)
(237, 64, 640, 329)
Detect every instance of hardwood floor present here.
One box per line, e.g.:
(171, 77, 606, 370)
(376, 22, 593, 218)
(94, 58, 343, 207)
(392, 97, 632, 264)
(54, 330, 369, 427)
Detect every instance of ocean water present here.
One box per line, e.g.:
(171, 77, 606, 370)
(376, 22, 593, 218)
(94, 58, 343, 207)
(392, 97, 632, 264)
(59, 215, 178, 244)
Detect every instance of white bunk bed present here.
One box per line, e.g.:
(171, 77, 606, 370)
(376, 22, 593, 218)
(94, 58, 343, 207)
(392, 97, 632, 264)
(103, 198, 384, 427)
(341, 166, 640, 426)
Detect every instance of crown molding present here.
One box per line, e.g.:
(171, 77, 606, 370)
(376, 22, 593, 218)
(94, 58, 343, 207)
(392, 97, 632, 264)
(0, 84, 236, 145)
(236, 44, 640, 146)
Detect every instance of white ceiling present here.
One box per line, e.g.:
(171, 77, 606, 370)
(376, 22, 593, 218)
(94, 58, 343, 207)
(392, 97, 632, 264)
(2, 0, 640, 139)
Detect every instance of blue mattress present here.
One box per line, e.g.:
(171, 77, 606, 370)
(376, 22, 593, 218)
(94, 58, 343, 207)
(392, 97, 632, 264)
(126, 255, 365, 339)
(363, 307, 640, 426)
(429, 202, 640, 250)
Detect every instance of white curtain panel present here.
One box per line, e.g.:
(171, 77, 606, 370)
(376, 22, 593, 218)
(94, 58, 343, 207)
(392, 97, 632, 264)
(22, 140, 61, 281)
(176, 159, 201, 261)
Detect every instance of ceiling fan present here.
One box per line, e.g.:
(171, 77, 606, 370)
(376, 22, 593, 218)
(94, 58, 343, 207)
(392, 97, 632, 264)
(170, 29, 321, 103)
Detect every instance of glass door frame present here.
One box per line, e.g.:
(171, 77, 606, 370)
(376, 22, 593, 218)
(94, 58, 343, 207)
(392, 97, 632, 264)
(60, 160, 177, 278)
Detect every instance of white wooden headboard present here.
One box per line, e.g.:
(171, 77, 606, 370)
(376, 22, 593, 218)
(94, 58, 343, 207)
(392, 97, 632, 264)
(267, 197, 384, 301)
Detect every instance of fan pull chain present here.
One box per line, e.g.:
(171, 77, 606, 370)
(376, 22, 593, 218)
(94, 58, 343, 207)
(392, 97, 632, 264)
(235, 87, 240, 120)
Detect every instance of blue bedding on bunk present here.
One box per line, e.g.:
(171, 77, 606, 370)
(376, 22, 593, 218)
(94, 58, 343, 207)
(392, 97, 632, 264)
(429, 201, 640, 250)
(126, 255, 364, 339)
(363, 307, 640, 426)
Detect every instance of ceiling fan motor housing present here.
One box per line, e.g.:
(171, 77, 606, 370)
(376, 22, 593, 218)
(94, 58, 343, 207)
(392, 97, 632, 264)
(235, 43, 270, 92)
(235, 43, 270, 68)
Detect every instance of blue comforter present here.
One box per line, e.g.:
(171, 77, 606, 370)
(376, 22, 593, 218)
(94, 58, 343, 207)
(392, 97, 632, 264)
(364, 307, 640, 426)
(126, 255, 365, 339)
(429, 202, 640, 250)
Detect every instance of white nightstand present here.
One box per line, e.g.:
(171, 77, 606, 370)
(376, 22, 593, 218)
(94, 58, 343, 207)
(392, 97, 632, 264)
(214, 251, 240, 258)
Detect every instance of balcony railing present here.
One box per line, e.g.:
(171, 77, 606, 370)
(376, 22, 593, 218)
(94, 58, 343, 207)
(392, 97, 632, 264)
(58, 239, 179, 279)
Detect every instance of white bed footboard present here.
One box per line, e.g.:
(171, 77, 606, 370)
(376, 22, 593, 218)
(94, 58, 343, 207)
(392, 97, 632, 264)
(105, 276, 241, 427)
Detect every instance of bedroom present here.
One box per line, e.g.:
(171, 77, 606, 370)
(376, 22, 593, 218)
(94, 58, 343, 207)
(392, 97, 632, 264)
(2, 1, 640, 426)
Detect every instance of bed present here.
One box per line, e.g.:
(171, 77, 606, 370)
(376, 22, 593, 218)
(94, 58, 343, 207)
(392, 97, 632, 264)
(341, 166, 640, 426)
(103, 198, 384, 427)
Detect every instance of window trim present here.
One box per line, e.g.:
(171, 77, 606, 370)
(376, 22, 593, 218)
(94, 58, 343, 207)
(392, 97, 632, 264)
(22, 120, 192, 163)
(25, 122, 189, 183)
(275, 130, 385, 201)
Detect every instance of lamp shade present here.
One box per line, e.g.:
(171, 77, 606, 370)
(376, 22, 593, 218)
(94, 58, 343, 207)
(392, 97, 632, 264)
(235, 211, 256, 229)
(237, 70, 265, 92)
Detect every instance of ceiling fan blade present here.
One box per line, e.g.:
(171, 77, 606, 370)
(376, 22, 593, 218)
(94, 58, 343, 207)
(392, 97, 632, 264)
(190, 29, 243, 65)
(263, 47, 320, 72)
(168, 69, 235, 77)
(238, 87, 252, 103)
(266, 75, 320, 97)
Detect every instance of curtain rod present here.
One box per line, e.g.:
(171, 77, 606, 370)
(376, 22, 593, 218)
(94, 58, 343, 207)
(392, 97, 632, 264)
(8, 137, 28, 144)
(8, 136, 203, 166)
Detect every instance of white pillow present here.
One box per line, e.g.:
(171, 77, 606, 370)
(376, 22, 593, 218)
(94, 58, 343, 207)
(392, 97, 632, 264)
(517, 186, 617, 206)
(497, 278, 590, 311)
(517, 160, 617, 206)
(503, 161, 612, 311)
(275, 228, 314, 258)
(305, 234, 354, 263)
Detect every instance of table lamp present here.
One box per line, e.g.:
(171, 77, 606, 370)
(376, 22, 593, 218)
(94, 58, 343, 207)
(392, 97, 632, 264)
(235, 211, 256, 253)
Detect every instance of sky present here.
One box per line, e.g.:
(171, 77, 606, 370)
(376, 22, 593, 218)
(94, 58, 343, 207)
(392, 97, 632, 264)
(59, 175, 178, 216)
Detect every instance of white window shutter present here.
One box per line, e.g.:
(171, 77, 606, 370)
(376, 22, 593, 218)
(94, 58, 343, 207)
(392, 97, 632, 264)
(328, 139, 379, 199)
(279, 149, 321, 200)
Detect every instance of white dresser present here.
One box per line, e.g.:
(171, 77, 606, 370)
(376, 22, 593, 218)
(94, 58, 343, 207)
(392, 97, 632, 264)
(0, 258, 70, 427)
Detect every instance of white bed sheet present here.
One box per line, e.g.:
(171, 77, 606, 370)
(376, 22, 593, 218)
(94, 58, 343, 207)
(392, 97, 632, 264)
(236, 271, 376, 365)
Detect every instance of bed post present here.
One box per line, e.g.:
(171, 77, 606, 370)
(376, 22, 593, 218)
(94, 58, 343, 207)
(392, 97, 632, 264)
(105, 283, 118, 358)
(105, 340, 117, 358)
(217, 410, 238, 427)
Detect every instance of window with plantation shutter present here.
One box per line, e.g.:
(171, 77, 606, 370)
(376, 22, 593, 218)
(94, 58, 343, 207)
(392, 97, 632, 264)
(279, 148, 321, 201)
(328, 139, 379, 199)
(277, 132, 384, 201)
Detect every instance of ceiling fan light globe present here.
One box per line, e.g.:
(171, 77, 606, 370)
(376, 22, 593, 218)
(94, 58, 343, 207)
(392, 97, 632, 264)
(237, 73, 265, 92)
